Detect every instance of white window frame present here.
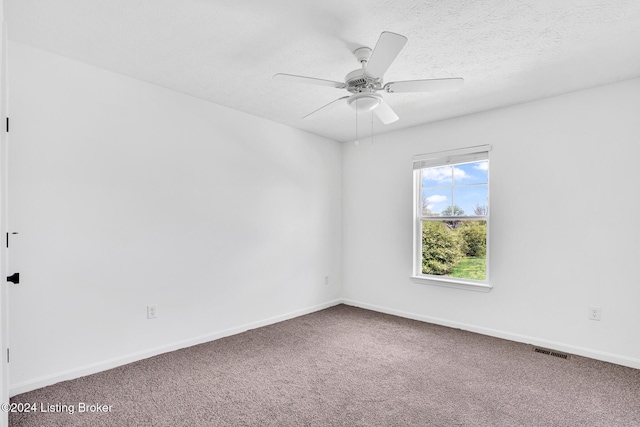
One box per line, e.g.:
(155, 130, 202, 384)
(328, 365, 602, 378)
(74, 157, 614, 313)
(411, 145, 492, 292)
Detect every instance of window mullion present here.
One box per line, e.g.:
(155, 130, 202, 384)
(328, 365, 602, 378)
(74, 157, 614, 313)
(420, 216, 487, 221)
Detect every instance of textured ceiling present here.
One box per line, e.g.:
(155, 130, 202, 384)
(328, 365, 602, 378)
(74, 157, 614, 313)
(6, 0, 640, 142)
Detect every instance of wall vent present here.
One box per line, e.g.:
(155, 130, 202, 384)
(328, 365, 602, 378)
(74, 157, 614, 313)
(533, 347, 570, 360)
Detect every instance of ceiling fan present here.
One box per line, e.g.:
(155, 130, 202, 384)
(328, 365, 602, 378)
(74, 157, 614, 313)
(273, 31, 464, 124)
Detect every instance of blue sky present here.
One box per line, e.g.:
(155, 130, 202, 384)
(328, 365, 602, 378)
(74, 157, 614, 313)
(421, 161, 488, 216)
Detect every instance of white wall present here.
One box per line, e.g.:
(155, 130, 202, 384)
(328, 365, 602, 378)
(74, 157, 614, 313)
(342, 77, 640, 368)
(7, 42, 342, 394)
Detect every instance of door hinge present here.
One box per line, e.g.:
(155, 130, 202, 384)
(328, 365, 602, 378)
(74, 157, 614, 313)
(6, 348, 9, 363)
(6, 231, 18, 248)
(5, 117, 8, 133)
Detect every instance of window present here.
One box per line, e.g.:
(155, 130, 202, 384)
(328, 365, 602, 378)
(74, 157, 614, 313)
(412, 145, 491, 291)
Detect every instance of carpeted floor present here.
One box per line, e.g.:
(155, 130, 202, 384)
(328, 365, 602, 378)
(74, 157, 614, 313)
(8, 304, 640, 426)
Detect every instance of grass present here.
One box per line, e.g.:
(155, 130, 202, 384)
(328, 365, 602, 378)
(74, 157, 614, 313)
(447, 256, 486, 281)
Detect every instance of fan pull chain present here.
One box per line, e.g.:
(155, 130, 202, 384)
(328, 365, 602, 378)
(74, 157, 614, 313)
(371, 110, 374, 146)
(355, 98, 359, 146)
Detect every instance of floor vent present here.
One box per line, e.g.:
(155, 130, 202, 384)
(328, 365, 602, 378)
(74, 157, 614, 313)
(534, 347, 571, 360)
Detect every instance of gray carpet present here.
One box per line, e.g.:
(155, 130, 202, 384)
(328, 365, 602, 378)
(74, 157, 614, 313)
(9, 304, 640, 426)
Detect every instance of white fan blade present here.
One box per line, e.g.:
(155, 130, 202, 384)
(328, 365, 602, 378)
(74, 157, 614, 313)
(373, 98, 399, 124)
(385, 78, 464, 93)
(365, 31, 407, 79)
(303, 96, 349, 120)
(273, 73, 346, 89)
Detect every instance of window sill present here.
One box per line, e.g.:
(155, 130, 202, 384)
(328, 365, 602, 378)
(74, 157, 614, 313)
(410, 275, 493, 292)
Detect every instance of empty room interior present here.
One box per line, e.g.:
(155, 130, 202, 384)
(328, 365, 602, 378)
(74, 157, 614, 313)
(1, 1, 640, 426)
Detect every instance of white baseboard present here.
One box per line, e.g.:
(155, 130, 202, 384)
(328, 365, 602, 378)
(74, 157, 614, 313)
(341, 298, 640, 370)
(9, 299, 342, 397)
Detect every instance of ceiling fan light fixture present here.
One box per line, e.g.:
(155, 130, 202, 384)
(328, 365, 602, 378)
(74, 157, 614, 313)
(348, 92, 382, 112)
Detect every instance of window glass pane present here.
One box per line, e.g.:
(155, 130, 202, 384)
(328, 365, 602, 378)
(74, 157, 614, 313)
(453, 185, 488, 216)
(421, 188, 450, 216)
(454, 161, 488, 185)
(421, 220, 486, 281)
(422, 165, 452, 187)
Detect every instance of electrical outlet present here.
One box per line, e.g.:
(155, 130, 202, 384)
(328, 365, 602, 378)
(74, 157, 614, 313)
(588, 306, 601, 321)
(147, 305, 157, 319)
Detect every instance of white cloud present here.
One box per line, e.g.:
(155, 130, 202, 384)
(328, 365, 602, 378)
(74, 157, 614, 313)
(426, 195, 447, 203)
(423, 166, 468, 183)
(422, 166, 449, 182)
(453, 167, 468, 179)
(474, 161, 489, 171)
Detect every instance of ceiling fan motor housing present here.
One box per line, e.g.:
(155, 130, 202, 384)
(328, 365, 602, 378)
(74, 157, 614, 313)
(345, 69, 381, 93)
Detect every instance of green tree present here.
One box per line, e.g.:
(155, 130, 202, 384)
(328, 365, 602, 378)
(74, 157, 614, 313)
(457, 221, 486, 257)
(422, 221, 464, 275)
(441, 205, 464, 229)
(441, 205, 464, 216)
